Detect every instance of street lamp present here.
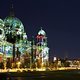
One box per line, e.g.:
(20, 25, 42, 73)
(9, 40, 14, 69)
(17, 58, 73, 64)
(17, 61, 21, 69)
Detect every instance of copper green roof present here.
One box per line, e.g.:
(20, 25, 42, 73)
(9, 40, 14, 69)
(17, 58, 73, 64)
(4, 16, 24, 32)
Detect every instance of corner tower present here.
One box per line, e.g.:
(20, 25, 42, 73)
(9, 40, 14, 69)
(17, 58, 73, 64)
(36, 27, 49, 68)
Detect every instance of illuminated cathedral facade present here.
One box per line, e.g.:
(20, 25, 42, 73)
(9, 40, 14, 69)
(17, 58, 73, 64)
(0, 5, 49, 68)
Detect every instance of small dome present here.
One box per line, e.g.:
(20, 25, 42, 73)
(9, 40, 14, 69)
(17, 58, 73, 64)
(0, 19, 5, 40)
(4, 16, 24, 32)
(0, 19, 4, 28)
(38, 28, 46, 36)
(23, 33, 27, 39)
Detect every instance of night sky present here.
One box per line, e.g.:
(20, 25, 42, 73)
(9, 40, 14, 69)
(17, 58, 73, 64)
(0, 0, 80, 59)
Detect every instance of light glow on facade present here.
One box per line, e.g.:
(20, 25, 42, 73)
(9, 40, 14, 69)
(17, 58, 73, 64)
(0, 6, 49, 69)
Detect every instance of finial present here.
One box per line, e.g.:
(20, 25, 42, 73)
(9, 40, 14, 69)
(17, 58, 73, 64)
(10, 0, 15, 17)
(41, 27, 42, 30)
(10, 0, 14, 8)
(11, 3, 14, 9)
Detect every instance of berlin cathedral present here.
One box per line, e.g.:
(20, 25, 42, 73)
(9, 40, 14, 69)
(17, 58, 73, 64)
(0, 4, 49, 68)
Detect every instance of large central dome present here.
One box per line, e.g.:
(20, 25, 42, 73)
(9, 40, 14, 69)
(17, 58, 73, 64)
(4, 16, 24, 32)
(3, 4, 26, 43)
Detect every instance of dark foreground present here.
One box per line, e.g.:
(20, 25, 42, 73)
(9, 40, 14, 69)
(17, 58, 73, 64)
(0, 70, 80, 80)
